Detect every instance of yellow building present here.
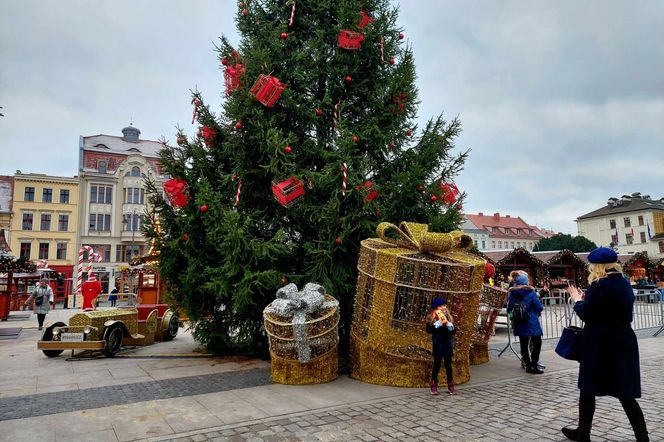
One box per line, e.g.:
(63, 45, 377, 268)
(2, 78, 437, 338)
(9, 173, 79, 299)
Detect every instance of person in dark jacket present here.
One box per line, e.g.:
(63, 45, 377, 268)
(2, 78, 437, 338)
(426, 298, 457, 395)
(507, 271, 544, 374)
(562, 247, 649, 442)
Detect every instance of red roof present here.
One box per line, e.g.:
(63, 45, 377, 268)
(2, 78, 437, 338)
(465, 213, 543, 240)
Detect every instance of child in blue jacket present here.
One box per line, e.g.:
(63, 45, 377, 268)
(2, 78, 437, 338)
(507, 271, 544, 374)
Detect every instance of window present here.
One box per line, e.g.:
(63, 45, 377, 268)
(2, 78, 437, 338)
(626, 233, 634, 245)
(498, 241, 503, 248)
(98, 160, 107, 174)
(125, 188, 145, 204)
(56, 243, 67, 260)
(90, 185, 112, 204)
(89, 213, 111, 231)
(58, 214, 69, 231)
(40, 213, 51, 231)
(638, 216, 644, 226)
(123, 213, 141, 231)
(90, 244, 111, 262)
(38, 243, 49, 260)
(42, 188, 52, 203)
(611, 233, 619, 246)
(131, 166, 141, 177)
(609, 219, 616, 229)
(491, 241, 496, 249)
(22, 213, 33, 230)
(516, 228, 521, 235)
(510, 242, 515, 248)
(60, 189, 70, 204)
(517, 242, 521, 248)
(24, 187, 35, 201)
(121, 245, 142, 262)
(624, 217, 631, 228)
(481, 240, 486, 249)
(640, 232, 646, 243)
(20, 242, 31, 259)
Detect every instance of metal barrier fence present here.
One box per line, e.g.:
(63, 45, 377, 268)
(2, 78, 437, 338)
(497, 288, 664, 359)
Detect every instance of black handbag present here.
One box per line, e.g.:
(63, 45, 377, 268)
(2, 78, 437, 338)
(555, 325, 583, 362)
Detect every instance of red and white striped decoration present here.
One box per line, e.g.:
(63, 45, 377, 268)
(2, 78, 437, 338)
(76, 245, 94, 295)
(379, 36, 385, 62)
(288, 0, 296, 26)
(341, 162, 347, 195)
(333, 100, 341, 130)
(234, 180, 243, 207)
(191, 97, 201, 124)
(88, 252, 102, 279)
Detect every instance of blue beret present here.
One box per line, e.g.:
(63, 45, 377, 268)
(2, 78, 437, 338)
(587, 247, 618, 264)
(514, 273, 529, 285)
(431, 298, 447, 309)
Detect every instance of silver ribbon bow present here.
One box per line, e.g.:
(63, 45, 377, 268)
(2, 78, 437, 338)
(264, 283, 337, 363)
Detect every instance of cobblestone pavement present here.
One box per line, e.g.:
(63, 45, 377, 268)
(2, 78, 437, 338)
(0, 368, 270, 421)
(150, 356, 664, 442)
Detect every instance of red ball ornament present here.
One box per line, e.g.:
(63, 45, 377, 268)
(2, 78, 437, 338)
(335, 237, 343, 245)
(315, 108, 322, 117)
(280, 275, 287, 285)
(417, 185, 425, 193)
(351, 135, 359, 143)
(344, 75, 352, 84)
(200, 204, 209, 213)
(389, 57, 395, 65)
(280, 32, 288, 39)
(484, 262, 496, 279)
(221, 58, 229, 66)
(284, 146, 292, 154)
(388, 142, 396, 149)
(238, 1, 245, 7)
(181, 233, 189, 241)
(406, 129, 413, 137)
(430, 195, 438, 202)
(398, 32, 405, 40)
(235, 121, 243, 129)
(400, 92, 408, 99)
(241, 8, 249, 15)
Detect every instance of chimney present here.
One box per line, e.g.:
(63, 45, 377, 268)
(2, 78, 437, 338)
(505, 215, 511, 218)
(493, 213, 500, 221)
(631, 192, 641, 199)
(607, 197, 618, 207)
(478, 212, 483, 216)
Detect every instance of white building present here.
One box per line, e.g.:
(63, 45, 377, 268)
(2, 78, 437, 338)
(576, 193, 664, 257)
(77, 125, 168, 292)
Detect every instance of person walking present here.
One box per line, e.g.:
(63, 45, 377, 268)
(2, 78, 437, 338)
(426, 298, 457, 395)
(109, 287, 119, 307)
(507, 270, 544, 374)
(562, 247, 649, 442)
(23, 277, 55, 330)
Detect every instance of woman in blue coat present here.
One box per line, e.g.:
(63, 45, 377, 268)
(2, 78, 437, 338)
(507, 271, 544, 374)
(562, 247, 648, 442)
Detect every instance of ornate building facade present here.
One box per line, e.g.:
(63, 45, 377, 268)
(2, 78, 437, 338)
(462, 212, 553, 251)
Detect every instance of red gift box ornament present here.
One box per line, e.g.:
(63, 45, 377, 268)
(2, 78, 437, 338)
(224, 63, 245, 95)
(250, 74, 286, 107)
(358, 11, 374, 29)
(272, 176, 305, 207)
(163, 178, 189, 208)
(439, 182, 460, 204)
(338, 30, 365, 50)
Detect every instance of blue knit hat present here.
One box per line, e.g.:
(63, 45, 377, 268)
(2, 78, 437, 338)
(514, 272, 529, 286)
(431, 298, 447, 309)
(587, 247, 618, 264)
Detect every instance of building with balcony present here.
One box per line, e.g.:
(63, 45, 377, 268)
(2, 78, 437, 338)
(9, 172, 80, 299)
(576, 192, 664, 257)
(77, 125, 168, 292)
(462, 212, 554, 251)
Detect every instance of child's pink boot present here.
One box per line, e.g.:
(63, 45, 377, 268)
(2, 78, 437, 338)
(447, 382, 457, 395)
(430, 381, 439, 395)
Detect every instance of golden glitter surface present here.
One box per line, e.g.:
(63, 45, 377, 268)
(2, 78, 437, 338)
(350, 222, 485, 387)
(69, 308, 139, 340)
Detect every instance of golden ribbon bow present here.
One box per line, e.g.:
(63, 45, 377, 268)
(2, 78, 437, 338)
(376, 222, 471, 254)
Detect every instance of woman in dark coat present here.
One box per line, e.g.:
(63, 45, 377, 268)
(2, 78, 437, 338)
(562, 247, 649, 442)
(507, 271, 544, 374)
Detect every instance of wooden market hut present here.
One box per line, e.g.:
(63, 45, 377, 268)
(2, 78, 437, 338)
(543, 249, 590, 289)
(493, 247, 546, 287)
(653, 258, 664, 287)
(623, 252, 651, 282)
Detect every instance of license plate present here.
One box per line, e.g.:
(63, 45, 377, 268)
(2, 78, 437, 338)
(60, 333, 84, 342)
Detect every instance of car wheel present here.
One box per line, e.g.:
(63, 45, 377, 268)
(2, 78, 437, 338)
(41, 322, 66, 358)
(102, 324, 124, 357)
(163, 313, 179, 341)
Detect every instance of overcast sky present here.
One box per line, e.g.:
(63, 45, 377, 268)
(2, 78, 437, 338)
(1, 1, 663, 234)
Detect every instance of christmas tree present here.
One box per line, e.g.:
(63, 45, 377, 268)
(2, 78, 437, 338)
(146, 0, 468, 355)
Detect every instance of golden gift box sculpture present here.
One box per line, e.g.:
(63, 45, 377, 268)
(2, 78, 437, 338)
(264, 283, 339, 385)
(350, 222, 485, 387)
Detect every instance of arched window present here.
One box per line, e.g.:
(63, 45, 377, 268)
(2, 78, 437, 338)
(131, 166, 141, 177)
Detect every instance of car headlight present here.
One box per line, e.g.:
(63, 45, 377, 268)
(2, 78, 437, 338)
(83, 326, 92, 334)
(52, 327, 61, 336)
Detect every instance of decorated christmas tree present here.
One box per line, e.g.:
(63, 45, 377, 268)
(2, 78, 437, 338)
(146, 0, 469, 355)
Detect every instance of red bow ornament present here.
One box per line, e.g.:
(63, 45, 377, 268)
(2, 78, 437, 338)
(164, 178, 189, 208)
(439, 182, 460, 204)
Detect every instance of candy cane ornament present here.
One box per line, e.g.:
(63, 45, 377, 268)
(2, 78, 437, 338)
(191, 97, 201, 124)
(341, 162, 347, 195)
(87, 252, 102, 279)
(234, 180, 243, 207)
(379, 36, 385, 62)
(288, 0, 296, 26)
(76, 245, 94, 300)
